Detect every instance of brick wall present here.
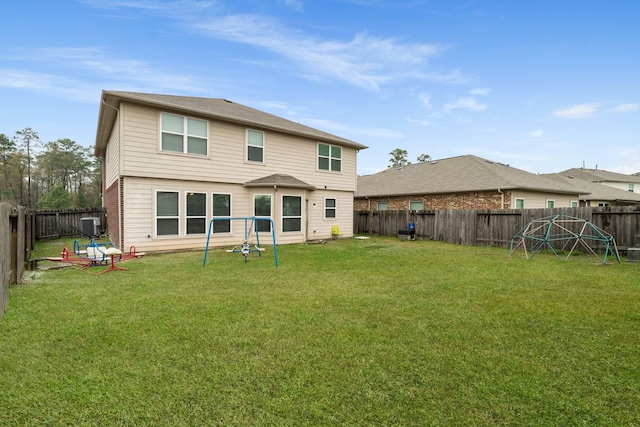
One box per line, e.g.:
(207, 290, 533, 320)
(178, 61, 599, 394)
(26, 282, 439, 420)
(104, 179, 121, 247)
(354, 190, 512, 211)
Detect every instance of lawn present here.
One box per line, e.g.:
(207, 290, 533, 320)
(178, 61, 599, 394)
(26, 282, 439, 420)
(1, 237, 639, 426)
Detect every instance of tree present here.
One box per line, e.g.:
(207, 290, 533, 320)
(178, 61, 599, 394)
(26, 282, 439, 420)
(389, 148, 410, 168)
(417, 154, 432, 163)
(37, 184, 72, 210)
(14, 128, 40, 208)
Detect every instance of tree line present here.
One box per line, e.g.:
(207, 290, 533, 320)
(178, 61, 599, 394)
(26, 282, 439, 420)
(0, 128, 102, 210)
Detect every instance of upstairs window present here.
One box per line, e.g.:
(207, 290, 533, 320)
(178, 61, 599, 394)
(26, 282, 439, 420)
(629, 183, 635, 193)
(515, 198, 525, 209)
(547, 200, 555, 208)
(377, 202, 388, 211)
(409, 201, 424, 211)
(318, 143, 341, 172)
(161, 112, 208, 155)
(247, 130, 264, 163)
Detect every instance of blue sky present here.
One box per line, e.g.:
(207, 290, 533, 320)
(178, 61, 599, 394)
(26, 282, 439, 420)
(1, 0, 639, 175)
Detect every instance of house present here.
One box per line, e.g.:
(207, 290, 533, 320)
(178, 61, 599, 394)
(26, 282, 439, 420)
(355, 155, 582, 211)
(94, 91, 367, 252)
(542, 173, 640, 207)
(555, 167, 640, 195)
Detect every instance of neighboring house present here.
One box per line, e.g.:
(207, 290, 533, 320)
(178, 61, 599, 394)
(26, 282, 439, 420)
(355, 155, 582, 211)
(556, 167, 640, 195)
(543, 173, 640, 207)
(95, 91, 367, 252)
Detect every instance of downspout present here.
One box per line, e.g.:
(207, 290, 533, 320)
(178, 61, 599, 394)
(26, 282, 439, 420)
(498, 188, 504, 209)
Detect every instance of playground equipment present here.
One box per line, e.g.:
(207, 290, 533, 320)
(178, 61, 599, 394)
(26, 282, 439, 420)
(47, 239, 145, 273)
(202, 216, 279, 267)
(509, 214, 620, 264)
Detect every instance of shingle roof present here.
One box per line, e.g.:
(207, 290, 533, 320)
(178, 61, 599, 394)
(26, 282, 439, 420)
(95, 91, 367, 157)
(543, 173, 640, 203)
(557, 168, 640, 184)
(355, 155, 580, 197)
(244, 174, 315, 190)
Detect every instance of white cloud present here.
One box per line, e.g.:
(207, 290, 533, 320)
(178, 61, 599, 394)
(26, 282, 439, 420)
(418, 93, 432, 109)
(531, 129, 543, 137)
(444, 97, 487, 112)
(551, 102, 599, 119)
(608, 103, 640, 113)
(469, 88, 490, 96)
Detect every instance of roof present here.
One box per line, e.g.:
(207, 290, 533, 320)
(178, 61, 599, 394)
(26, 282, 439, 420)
(95, 91, 367, 157)
(557, 168, 640, 184)
(355, 155, 581, 198)
(543, 173, 640, 203)
(244, 174, 315, 190)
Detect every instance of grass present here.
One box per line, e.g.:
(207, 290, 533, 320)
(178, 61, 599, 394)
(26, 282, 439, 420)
(1, 237, 639, 426)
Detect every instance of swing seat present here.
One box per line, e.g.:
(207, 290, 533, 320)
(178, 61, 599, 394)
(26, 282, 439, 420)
(332, 225, 343, 239)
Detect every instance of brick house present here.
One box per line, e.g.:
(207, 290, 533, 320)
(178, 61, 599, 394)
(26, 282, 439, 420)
(355, 155, 582, 211)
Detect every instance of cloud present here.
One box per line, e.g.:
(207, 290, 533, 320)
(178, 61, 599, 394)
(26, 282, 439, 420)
(469, 88, 490, 96)
(86, 1, 460, 91)
(531, 129, 543, 137)
(444, 97, 487, 112)
(418, 93, 432, 109)
(608, 103, 639, 113)
(551, 102, 599, 119)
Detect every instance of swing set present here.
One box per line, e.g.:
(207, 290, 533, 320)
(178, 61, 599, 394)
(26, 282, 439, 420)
(202, 216, 279, 267)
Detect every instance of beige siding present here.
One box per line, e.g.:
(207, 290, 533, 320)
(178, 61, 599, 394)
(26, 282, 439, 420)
(119, 102, 358, 191)
(121, 177, 351, 252)
(510, 190, 577, 208)
(105, 116, 120, 188)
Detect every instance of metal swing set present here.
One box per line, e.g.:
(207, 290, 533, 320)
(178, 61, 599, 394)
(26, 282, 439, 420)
(202, 216, 279, 267)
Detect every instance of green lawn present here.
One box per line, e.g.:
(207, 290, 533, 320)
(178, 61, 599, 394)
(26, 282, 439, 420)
(1, 237, 639, 426)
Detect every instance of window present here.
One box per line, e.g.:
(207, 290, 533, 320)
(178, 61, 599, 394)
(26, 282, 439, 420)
(325, 198, 337, 218)
(161, 112, 208, 155)
(515, 198, 525, 209)
(247, 130, 264, 163)
(409, 201, 424, 211)
(318, 143, 341, 172)
(571, 201, 579, 208)
(546, 200, 555, 208)
(212, 193, 231, 233)
(282, 196, 302, 232)
(254, 195, 272, 232)
(598, 202, 610, 207)
(377, 202, 388, 211)
(186, 192, 206, 234)
(156, 191, 179, 236)
(629, 183, 635, 193)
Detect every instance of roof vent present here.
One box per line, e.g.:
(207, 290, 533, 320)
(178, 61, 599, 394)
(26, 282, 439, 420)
(431, 161, 438, 165)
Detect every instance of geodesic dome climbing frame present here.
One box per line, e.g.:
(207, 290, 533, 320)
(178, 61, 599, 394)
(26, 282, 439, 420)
(509, 214, 620, 264)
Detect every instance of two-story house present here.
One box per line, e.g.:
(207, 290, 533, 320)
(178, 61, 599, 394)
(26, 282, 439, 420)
(95, 91, 367, 252)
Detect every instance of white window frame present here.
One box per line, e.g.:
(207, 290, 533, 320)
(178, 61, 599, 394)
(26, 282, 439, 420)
(212, 193, 232, 234)
(629, 183, 635, 193)
(186, 192, 207, 235)
(318, 143, 342, 172)
(246, 129, 264, 163)
(377, 202, 388, 211)
(571, 200, 579, 208)
(156, 190, 180, 237)
(546, 200, 555, 208)
(160, 112, 208, 156)
(282, 195, 302, 233)
(515, 198, 525, 209)
(254, 194, 272, 233)
(324, 198, 337, 219)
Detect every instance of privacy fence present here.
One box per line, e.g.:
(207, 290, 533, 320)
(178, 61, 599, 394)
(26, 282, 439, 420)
(354, 206, 640, 251)
(1, 205, 106, 322)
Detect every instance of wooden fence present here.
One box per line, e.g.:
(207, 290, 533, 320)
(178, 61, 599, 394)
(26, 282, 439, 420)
(34, 208, 106, 239)
(1, 203, 29, 322)
(354, 206, 640, 251)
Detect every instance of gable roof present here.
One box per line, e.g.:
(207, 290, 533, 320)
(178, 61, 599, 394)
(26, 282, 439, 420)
(557, 168, 640, 184)
(542, 173, 640, 203)
(355, 155, 581, 198)
(95, 91, 367, 157)
(244, 174, 315, 190)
